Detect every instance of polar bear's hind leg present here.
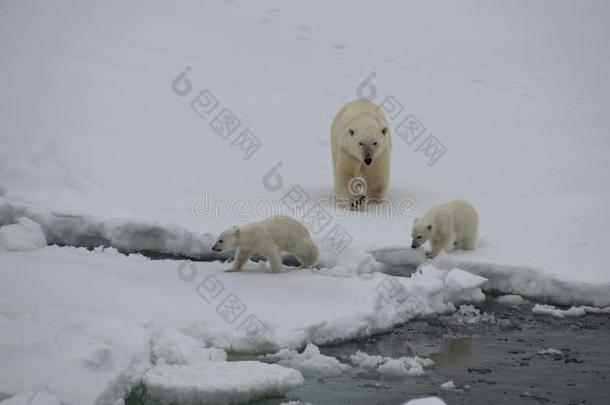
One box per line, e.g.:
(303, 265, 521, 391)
(293, 240, 320, 268)
(462, 233, 477, 250)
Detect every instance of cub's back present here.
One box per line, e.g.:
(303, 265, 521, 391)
(436, 199, 478, 231)
(260, 215, 311, 250)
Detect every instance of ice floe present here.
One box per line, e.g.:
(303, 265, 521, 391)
(142, 361, 303, 405)
(532, 304, 610, 318)
(350, 352, 433, 377)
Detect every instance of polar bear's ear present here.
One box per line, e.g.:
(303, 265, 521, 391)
(381, 127, 388, 135)
(348, 128, 355, 136)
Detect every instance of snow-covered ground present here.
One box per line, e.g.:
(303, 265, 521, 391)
(1, 0, 609, 403)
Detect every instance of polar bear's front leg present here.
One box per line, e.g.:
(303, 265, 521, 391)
(365, 148, 390, 202)
(348, 194, 367, 210)
(426, 245, 441, 259)
(334, 160, 367, 210)
(262, 245, 283, 273)
(427, 234, 455, 258)
(335, 178, 366, 210)
(226, 248, 252, 272)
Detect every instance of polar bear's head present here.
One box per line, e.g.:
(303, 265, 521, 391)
(211, 226, 240, 252)
(411, 218, 433, 248)
(344, 116, 389, 166)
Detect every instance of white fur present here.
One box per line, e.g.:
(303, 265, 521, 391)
(411, 199, 478, 258)
(330, 99, 391, 209)
(212, 216, 319, 273)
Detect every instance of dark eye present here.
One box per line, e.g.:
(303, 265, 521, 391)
(218, 239, 223, 243)
(417, 236, 422, 239)
(373, 142, 378, 146)
(358, 142, 363, 146)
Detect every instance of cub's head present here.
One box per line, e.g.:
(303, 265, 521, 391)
(411, 218, 433, 249)
(344, 118, 389, 166)
(211, 226, 240, 252)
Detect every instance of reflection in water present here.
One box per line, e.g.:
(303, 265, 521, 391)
(431, 336, 472, 371)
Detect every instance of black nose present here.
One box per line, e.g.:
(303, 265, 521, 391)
(364, 158, 372, 165)
(411, 243, 417, 249)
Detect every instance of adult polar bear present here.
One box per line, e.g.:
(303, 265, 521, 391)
(331, 99, 391, 209)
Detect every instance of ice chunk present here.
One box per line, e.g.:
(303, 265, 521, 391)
(533, 304, 610, 318)
(538, 348, 563, 356)
(0, 217, 46, 251)
(315, 249, 380, 278)
(378, 359, 411, 377)
(372, 248, 610, 308)
(350, 351, 433, 377)
(446, 305, 496, 325)
(0, 316, 151, 405)
(445, 268, 488, 290)
(579, 305, 610, 314)
(349, 351, 386, 371)
(440, 381, 456, 390)
(443, 268, 488, 304)
(150, 325, 227, 365)
(143, 361, 304, 405)
(415, 265, 487, 305)
(533, 304, 586, 318)
(263, 343, 349, 376)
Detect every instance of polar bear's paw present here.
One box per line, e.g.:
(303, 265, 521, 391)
(350, 195, 367, 210)
(224, 268, 241, 273)
(425, 250, 439, 259)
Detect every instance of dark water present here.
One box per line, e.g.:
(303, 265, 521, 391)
(253, 298, 610, 405)
(127, 298, 610, 405)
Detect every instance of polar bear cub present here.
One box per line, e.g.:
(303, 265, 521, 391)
(331, 99, 391, 209)
(212, 216, 319, 273)
(410, 199, 478, 258)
